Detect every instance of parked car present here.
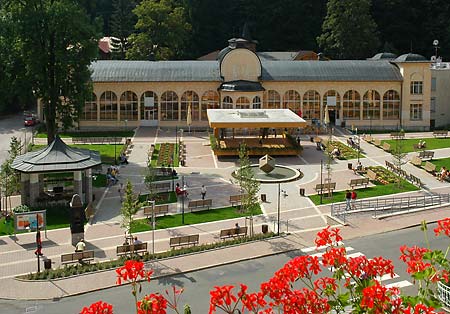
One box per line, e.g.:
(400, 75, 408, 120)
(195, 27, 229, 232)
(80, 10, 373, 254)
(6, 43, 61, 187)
(24, 116, 39, 126)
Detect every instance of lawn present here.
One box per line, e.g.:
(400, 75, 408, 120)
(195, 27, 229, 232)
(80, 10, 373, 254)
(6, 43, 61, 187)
(381, 138, 450, 153)
(31, 144, 125, 165)
(326, 141, 364, 160)
(150, 143, 179, 167)
(131, 205, 262, 233)
(138, 191, 177, 205)
(36, 131, 134, 139)
(309, 181, 418, 205)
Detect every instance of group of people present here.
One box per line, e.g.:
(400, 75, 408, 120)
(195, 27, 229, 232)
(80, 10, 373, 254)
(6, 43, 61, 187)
(175, 183, 208, 200)
(106, 165, 119, 186)
(331, 147, 341, 158)
(438, 166, 450, 182)
(119, 152, 128, 164)
(418, 140, 426, 149)
(345, 189, 358, 210)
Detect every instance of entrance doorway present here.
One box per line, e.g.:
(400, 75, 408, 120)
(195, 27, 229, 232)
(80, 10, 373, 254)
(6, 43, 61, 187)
(141, 108, 158, 126)
(329, 109, 336, 125)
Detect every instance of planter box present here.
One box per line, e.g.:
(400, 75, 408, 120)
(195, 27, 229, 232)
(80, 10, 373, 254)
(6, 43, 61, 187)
(214, 148, 302, 157)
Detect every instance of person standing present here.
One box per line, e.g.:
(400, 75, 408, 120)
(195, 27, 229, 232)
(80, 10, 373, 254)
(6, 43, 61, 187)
(351, 189, 357, 210)
(345, 190, 352, 211)
(34, 228, 43, 256)
(201, 185, 206, 200)
(75, 239, 86, 252)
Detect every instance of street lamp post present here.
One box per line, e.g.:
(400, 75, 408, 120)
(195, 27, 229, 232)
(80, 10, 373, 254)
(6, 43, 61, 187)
(369, 116, 372, 136)
(356, 128, 360, 164)
(114, 136, 117, 165)
(320, 160, 323, 205)
(277, 183, 281, 236)
(148, 200, 156, 256)
(181, 175, 185, 224)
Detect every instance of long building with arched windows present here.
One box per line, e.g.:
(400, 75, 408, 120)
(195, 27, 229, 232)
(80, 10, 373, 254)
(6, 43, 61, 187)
(38, 36, 436, 131)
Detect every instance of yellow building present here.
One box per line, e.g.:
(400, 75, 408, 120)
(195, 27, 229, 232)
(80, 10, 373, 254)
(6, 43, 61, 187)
(38, 37, 432, 131)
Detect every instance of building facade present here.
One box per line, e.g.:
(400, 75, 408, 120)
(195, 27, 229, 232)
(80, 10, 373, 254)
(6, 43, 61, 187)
(37, 38, 435, 131)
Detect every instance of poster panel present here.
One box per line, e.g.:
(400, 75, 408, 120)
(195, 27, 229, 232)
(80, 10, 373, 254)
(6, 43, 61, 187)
(14, 210, 46, 231)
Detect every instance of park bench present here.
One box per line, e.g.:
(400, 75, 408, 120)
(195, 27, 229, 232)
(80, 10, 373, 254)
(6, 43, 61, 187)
(61, 250, 94, 265)
(390, 132, 405, 139)
(219, 226, 248, 240)
(348, 178, 369, 188)
(413, 143, 426, 151)
(418, 151, 434, 160)
(373, 138, 382, 146)
(149, 182, 171, 193)
(188, 199, 212, 212)
(363, 135, 373, 142)
(408, 174, 422, 187)
(229, 194, 248, 206)
(410, 156, 423, 166)
(433, 130, 448, 138)
(153, 167, 173, 177)
(382, 142, 391, 152)
(385, 160, 394, 170)
(169, 234, 199, 249)
(116, 242, 148, 257)
(367, 169, 377, 181)
(143, 204, 169, 217)
(314, 182, 336, 194)
(424, 161, 437, 175)
(346, 138, 358, 149)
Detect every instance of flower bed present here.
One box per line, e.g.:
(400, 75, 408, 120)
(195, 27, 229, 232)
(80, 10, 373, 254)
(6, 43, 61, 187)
(366, 166, 399, 184)
(326, 140, 362, 160)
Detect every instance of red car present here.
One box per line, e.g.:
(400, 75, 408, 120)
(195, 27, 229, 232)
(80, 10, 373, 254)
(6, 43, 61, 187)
(24, 116, 38, 126)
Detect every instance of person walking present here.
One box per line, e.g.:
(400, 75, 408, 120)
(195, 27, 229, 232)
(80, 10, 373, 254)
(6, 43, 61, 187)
(351, 189, 357, 210)
(75, 239, 86, 252)
(345, 190, 352, 211)
(201, 185, 206, 200)
(34, 228, 43, 256)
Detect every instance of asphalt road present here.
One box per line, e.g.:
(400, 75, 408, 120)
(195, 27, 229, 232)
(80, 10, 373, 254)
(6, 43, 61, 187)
(0, 114, 33, 165)
(1, 223, 447, 314)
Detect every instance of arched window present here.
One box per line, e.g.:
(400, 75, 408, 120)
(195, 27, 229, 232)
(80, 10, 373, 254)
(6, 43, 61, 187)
(120, 91, 138, 121)
(252, 96, 261, 109)
(266, 90, 281, 109)
(83, 93, 97, 120)
(343, 90, 360, 120)
(222, 96, 233, 109)
(323, 90, 340, 120)
(99, 91, 117, 121)
(363, 90, 380, 120)
(160, 91, 178, 121)
(283, 90, 301, 112)
(201, 90, 219, 121)
(236, 97, 250, 109)
(140, 91, 158, 119)
(181, 91, 199, 121)
(302, 90, 320, 120)
(383, 90, 400, 120)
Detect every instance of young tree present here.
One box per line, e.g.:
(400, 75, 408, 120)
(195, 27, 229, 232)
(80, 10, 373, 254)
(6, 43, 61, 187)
(391, 130, 408, 188)
(6, 0, 98, 144)
(110, 0, 136, 59)
(236, 143, 260, 236)
(0, 137, 23, 212)
(127, 0, 191, 60)
(120, 180, 142, 240)
(317, 0, 380, 59)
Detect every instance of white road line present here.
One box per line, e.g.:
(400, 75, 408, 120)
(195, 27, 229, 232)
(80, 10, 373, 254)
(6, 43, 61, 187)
(346, 252, 365, 258)
(298, 155, 309, 165)
(211, 149, 218, 168)
(301, 242, 346, 253)
(385, 280, 413, 289)
(289, 225, 341, 235)
(311, 247, 355, 258)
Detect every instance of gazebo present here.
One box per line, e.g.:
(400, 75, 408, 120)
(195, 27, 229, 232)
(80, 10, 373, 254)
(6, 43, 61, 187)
(207, 109, 307, 156)
(11, 136, 101, 207)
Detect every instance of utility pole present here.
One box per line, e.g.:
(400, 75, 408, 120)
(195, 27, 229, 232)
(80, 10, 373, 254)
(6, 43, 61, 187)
(320, 160, 323, 205)
(181, 175, 185, 224)
(277, 183, 281, 236)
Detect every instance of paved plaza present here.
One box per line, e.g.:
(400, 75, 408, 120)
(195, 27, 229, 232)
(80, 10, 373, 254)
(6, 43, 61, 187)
(1, 127, 450, 300)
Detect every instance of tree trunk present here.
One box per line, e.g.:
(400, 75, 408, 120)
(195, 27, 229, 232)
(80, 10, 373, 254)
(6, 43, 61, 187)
(46, 32, 57, 145)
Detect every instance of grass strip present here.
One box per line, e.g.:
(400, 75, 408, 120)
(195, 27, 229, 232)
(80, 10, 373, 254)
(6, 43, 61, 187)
(381, 137, 450, 153)
(36, 131, 134, 139)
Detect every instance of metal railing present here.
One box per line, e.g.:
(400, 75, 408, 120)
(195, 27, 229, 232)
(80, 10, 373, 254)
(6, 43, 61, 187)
(331, 193, 450, 223)
(438, 281, 450, 308)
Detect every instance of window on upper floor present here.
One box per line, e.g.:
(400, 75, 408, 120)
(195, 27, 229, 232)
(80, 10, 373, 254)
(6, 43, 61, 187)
(410, 81, 423, 95)
(431, 77, 437, 91)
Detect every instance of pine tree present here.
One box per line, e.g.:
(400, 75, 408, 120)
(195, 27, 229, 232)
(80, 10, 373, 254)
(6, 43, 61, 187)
(317, 0, 380, 59)
(110, 0, 136, 59)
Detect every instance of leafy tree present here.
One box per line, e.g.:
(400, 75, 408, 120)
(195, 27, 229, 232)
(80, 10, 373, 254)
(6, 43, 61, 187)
(0, 137, 23, 212)
(144, 166, 159, 203)
(317, 0, 380, 59)
(236, 144, 260, 236)
(110, 0, 137, 59)
(120, 180, 142, 240)
(391, 130, 407, 188)
(6, 0, 98, 144)
(127, 0, 191, 60)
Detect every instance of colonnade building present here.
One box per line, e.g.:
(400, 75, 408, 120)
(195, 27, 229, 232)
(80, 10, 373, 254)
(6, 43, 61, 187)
(38, 37, 435, 131)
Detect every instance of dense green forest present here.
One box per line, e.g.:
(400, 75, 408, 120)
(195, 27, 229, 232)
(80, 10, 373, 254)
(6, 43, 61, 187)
(1, 0, 449, 116)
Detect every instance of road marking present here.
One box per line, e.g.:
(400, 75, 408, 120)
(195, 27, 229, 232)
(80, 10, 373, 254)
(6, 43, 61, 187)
(385, 280, 413, 289)
(211, 149, 218, 168)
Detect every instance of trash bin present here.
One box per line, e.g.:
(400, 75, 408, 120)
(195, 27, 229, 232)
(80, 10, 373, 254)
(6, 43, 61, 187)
(261, 194, 267, 202)
(262, 224, 269, 234)
(44, 258, 52, 270)
(299, 188, 305, 196)
(348, 163, 353, 170)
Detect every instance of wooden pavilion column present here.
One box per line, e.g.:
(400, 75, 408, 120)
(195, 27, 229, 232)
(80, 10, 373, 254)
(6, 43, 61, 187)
(84, 168, 93, 204)
(73, 170, 83, 200)
(20, 173, 30, 206)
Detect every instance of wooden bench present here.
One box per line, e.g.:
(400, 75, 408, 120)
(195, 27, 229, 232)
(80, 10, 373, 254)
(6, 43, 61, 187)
(382, 142, 391, 152)
(410, 156, 423, 166)
(390, 132, 405, 139)
(418, 151, 434, 160)
(385, 160, 394, 170)
(433, 130, 448, 138)
(373, 138, 382, 146)
(348, 178, 369, 188)
(409, 174, 422, 187)
(61, 250, 94, 265)
(116, 242, 148, 257)
(363, 135, 373, 142)
(367, 169, 377, 181)
(188, 199, 212, 211)
(219, 226, 248, 240)
(149, 182, 171, 193)
(314, 182, 336, 194)
(143, 204, 169, 217)
(229, 194, 248, 206)
(424, 161, 436, 175)
(169, 234, 199, 249)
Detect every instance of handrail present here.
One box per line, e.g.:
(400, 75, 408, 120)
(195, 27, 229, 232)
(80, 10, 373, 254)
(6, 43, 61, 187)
(438, 281, 450, 308)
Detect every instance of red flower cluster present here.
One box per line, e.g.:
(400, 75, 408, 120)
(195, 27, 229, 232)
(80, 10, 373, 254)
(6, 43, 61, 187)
(80, 301, 113, 314)
(400, 245, 432, 274)
(137, 293, 168, 314)
(434, 217, 450, 237)
(116, 260, 153, 285)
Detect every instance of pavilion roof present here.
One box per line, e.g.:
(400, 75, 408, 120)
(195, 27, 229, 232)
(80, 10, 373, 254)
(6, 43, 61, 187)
(12, 136, 101, 173)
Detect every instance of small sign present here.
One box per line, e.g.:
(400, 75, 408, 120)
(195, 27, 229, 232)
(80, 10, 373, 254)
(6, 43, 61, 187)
(327, 96, 337, 106)
(144, 97, 155, 108)
(14, 210, 46, 231)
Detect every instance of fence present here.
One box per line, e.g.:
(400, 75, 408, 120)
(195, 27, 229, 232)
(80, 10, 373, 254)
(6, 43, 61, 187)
(331, 193, 450, 223)
(438, 281, 450, 308)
